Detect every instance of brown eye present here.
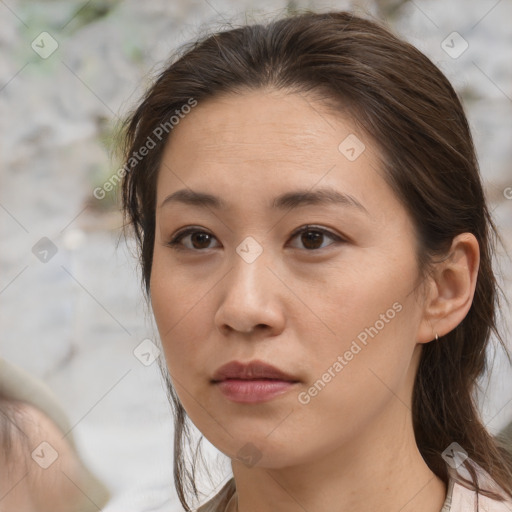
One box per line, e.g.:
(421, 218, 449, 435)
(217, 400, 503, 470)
(288, 226, 344, 251)
(297, 229, 324, 250)
(166, 228, 220, 251)
(166, 225, 345, 252)
(187, 232, 214, 250)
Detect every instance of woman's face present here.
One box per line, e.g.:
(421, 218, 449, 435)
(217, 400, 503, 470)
(150, 88, 431, 468)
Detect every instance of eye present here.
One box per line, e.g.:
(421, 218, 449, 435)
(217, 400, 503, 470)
(166, 227, 220, 251)
(288, 225, 345, 250)
(165, 225, 345, 252)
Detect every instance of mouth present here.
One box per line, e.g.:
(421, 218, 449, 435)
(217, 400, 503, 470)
(211, 359, 300, 383)
(211, 360, 300, 403)
(212, 379, 299, 403)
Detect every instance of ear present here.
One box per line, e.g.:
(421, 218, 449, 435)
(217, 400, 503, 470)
(416, 233, 480, 344)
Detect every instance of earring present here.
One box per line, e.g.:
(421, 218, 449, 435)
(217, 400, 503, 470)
(435, 332, 439, 341)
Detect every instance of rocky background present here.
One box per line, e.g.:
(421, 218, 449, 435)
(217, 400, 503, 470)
(1, 0, 511, 510)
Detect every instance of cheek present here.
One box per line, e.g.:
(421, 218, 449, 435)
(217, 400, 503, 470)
(150, 249, 211, 333)
(303, 255, 421, 394)
(294, 295, 419, 452)
(301, 251, 414, 338)
(149, 253, 219, 386)
(147, 248, 423, 466)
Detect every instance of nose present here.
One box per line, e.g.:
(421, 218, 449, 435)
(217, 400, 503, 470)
(214, 248, 286, 337)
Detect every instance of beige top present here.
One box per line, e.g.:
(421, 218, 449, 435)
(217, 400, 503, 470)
(196, 478, 237, 512)
(195, 471, 512, 512)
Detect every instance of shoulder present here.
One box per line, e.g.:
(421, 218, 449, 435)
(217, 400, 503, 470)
(447, 461, 512, 512)
(195, 478, 236, 512)
(450, 481, 512, 512)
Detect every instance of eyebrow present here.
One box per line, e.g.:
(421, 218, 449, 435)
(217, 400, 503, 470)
(159, 187, 369, 215)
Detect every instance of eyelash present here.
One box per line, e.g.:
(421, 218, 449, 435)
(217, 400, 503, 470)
(165, 225, 346, 252)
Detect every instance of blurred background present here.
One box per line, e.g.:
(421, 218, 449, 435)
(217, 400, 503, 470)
(1, 0, 511, 510)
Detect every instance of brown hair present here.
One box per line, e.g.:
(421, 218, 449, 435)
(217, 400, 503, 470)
(118, 9, 512, 511)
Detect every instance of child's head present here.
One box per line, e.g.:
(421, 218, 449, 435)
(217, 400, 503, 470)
(0, 396, 108, 511)
(119, 9, 512, 510)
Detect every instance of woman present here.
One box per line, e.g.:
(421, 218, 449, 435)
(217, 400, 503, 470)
(118, 9, 512, 512)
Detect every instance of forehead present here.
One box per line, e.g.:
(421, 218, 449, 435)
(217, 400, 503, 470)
(155, 88, 395, 220)
(163, 88, 348, 156)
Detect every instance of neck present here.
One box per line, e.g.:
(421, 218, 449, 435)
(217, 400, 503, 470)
(230, 398, 446, 512)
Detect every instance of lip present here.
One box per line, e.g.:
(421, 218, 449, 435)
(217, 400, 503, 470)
(215, 379, 298, 403)
(211, 360, 299, 382)
(211, 360, 300, 404)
